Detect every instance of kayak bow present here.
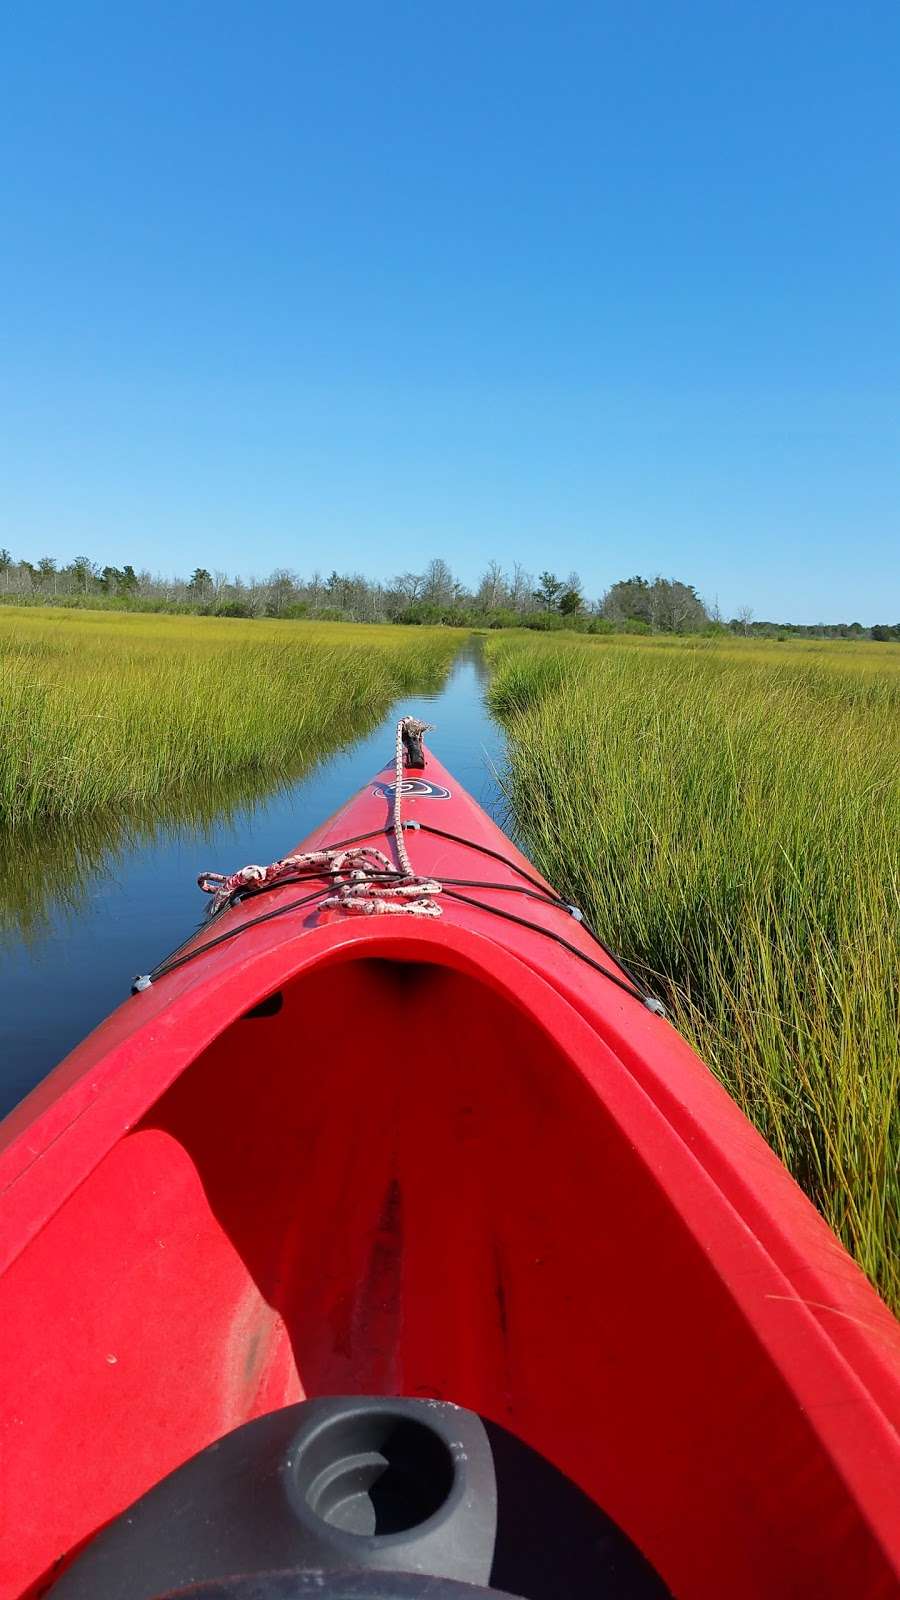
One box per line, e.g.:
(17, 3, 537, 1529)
(1, 728, 898, 1599)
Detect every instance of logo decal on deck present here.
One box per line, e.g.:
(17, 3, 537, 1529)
(373, 779, 451, 800)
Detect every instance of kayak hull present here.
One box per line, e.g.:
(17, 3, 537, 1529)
(1, 747, 898, 1598)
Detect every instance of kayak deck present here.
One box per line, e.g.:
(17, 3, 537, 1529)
(1, 746, 899, 1599)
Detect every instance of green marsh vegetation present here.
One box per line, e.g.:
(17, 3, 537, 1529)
(0, 608, 461, 828)
(0, 609, 462, 927)
(486, 631, 900, 1310)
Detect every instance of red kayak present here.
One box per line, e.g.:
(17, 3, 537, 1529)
(1, 720, 899, 1600)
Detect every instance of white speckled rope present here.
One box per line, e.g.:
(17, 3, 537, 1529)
(322, 715, 440, 916)
(392, 715, 432, 876)
(198, 717, 442, 920)
(199, 844, 396, 915)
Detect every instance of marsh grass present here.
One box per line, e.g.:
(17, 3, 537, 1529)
(0, 609, 461, 830)
(486, 632, 900, 1310)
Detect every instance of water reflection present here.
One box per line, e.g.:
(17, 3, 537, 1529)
(0, 640, 504, 1117)
(3, 737, 353, 944)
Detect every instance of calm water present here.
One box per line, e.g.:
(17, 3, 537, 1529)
(0, 642, 505, 1119)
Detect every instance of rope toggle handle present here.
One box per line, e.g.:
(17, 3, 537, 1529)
(400, 715, 432, 770)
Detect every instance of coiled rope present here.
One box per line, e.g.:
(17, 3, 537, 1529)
(197, 716, 442, 920)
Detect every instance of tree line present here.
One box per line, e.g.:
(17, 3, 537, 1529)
(0, 549, 896, 639)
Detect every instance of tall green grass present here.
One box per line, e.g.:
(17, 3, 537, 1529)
(486, 632, 900, 1311)
(0, 609, 461, 829)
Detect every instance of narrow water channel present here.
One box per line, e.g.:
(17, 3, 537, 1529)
(0, 640, 505, 1118)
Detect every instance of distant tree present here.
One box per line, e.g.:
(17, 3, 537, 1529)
(266, 569, 298, 616)
(600, 575, 708, 632)
(653, 579, 708, 633)
(557, 571, 584, 617)
(477, 560, 507, 611)
(601, 575, 651, 625)
(736, 604, 754, 636)
(70, 555, 98, 593)
(0, 550, 10, 591)
(98, 565, 124, 593)
(325, 569, 358, 610)
(344, 572, 377, 620)
(119, 564, 139, 593)
(187, 567, 213, 597)
(37, 556, 57, 591)
(507, 563, 532, 613)
(534, 571, 563, 610)
(422, 558, 455, 607)
(394, 572, 424, 603)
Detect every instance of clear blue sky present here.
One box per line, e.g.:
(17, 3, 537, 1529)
(1, 2, 897, 623)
